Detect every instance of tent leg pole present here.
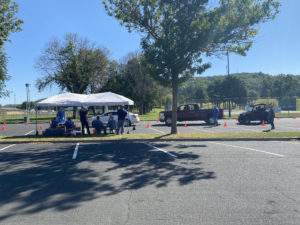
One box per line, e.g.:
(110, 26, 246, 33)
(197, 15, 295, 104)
(35, 107, 38, 136)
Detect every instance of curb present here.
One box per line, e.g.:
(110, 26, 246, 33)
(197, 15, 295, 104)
(0, 137, 299, 145)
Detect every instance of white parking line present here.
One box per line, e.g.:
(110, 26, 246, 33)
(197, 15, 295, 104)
(149, 127, 165, 134)
(0, 144, 16, 152)
(72, 143, 80, 159)
(24, 130, 34, 135)
(209, 142, 285, 157)
(144, 143, 177, 158)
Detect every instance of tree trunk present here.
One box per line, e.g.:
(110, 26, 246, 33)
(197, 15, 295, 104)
(171, 74, 178, 134)
(228, 99, 231, 118)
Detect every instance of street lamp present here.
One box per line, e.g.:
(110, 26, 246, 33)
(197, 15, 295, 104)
(226, 49, 232, 118)
(25, 83, 30, 122)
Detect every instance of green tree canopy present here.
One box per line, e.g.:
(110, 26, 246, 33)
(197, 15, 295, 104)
(0, 0, 23, 98)
(101, 53, 165, 114)
(35, 33, 111, 94)
(103, 0, 280, 134)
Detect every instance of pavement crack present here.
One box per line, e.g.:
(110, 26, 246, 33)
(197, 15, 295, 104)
(124, 190, 133, 225)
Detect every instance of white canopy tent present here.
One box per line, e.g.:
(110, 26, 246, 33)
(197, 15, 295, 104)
(36, 92, 134, 107)
(84, 92, 134, 106)
(36, 93, 87, 107)
(35, 92, 134, 135)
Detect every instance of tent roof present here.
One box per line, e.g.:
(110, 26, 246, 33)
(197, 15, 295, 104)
(85, 92, 134, 106)
(36, 92, 134, 107)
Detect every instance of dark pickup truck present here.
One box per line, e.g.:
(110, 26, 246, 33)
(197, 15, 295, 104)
(238, 103, 272, 124)
(159, 103, 224, 125)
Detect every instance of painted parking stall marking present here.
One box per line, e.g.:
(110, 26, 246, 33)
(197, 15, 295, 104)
(209, 142, 285, 157)
(72, 143, 80, 159)
(25, 130, 34, 136)
(144, 143, 177, 158)
(149, 127, 165, 134)
(0, 144, 16, 152)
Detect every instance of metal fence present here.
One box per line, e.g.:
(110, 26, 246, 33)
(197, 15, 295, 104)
(179, 96, 300, 116)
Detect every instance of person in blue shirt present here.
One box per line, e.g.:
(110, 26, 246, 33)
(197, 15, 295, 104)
(56, 108, 66, 123)
(64, 117, 74, 131)
(116, 105, 128, 135)
(92, 116, 107, 135)
(79, 107, 90, 135)
(107, 115, 117, 134)
(212, 105, 219, 126)
(50, 117, 59, 128)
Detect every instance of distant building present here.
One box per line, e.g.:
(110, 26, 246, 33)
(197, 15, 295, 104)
(0, 108, 23, 115)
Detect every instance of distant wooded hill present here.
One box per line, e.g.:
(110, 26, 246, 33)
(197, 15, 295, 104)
(199, 72, 300, 94)
(178, 72, 300, 104)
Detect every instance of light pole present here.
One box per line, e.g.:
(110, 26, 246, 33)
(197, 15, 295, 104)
(25, 83, 30, 122)
(226, 49, 231, 118)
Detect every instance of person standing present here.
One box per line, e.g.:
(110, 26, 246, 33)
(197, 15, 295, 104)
(268, 105, 275, 130)
(116, 105, 128, 135)
(212, 105, 219, 126)
(79, 106, 90, 135)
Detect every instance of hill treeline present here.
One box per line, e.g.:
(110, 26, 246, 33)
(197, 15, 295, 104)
(178, 72, 300, 105)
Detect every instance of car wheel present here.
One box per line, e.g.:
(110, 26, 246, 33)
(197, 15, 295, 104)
(165, 117, 172, 126)
(205, 117, 214, 125)
(244, 118, 250, 124)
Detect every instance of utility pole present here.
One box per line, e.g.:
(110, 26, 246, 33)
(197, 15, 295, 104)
(25, 83, 30, 122)
(227, 49, 231, 118)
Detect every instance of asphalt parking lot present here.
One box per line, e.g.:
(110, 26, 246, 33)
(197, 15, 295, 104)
(0, 140, 299, 225)
(132, 118, 300, 134)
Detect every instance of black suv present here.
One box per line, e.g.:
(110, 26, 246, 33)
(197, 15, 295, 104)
(238, 103, 270, 124)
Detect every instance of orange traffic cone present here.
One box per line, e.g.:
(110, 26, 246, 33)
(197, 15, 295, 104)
(224, 122, 227, 127)
(277, 116, 279, 120)
(26, 121, 28, 127)
(147, 122, 150, 128)
(156, 119, 159, 123)
(184, 122, 187, 127)
(236, 117, 238, 121)
(262, 120, 265, 126)
(293, 116, 296, 119)
(39, 125, 43, 130)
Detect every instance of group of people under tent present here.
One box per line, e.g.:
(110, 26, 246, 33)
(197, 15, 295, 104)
(49, 105, 128, 135)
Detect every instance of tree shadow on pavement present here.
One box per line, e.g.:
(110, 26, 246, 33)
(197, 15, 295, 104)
(0, 142, 215, 221)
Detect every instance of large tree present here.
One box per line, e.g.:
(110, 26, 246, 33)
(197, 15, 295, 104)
(101, 53, 164, 114)
(0, 0, 23, 97)
(36, 33, 112, 118)
(36, 33, 111, 94)
(103, 0, 280, 134)
(207, 76, 248, 106)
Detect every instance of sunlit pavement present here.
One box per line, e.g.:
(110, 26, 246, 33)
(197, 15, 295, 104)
(0, 141, 299, 225)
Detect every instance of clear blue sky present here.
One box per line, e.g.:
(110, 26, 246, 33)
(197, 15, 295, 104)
(2, 0, 300, 106)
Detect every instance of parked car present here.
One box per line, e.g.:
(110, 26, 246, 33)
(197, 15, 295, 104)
(159, 103, 224, 125)
(238, 103, 271, 124)
(88, 111, 140, 127)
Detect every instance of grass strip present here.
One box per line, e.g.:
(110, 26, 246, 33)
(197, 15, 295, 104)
(1, 132, 299, 142)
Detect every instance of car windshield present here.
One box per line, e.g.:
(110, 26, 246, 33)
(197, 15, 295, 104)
(247, 106, 253, 112)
